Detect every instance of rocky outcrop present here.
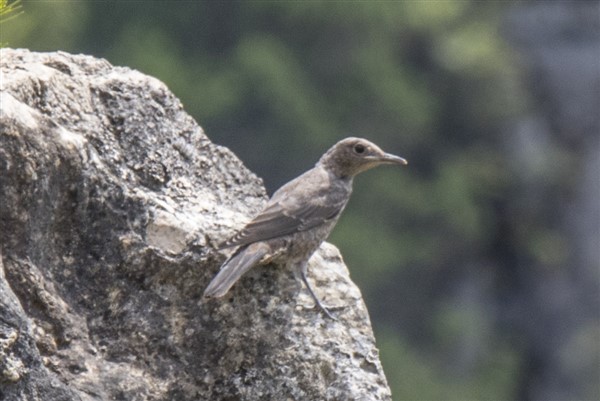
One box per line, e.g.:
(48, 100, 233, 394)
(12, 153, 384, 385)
(0, 49, 391, 401)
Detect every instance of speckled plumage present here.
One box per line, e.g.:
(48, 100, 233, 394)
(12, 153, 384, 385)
(204, 137, 407, 318)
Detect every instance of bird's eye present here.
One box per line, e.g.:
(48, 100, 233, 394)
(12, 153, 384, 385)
(353, 144, 366, 154)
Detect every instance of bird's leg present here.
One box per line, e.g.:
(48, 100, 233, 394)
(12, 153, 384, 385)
(300, 261, 337, 320)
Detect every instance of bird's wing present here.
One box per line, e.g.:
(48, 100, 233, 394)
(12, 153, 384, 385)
(218, 198, 345, 249)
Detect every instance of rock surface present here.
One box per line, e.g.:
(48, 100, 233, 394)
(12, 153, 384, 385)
(0, 49, 391, 401)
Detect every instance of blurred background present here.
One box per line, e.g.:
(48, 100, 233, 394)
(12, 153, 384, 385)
(2, 1, 598, 400)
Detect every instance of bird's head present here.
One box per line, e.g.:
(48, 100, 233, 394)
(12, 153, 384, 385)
(317, 137, 407, 178)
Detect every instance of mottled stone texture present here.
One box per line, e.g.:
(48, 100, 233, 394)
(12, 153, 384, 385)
(0, 49, 391, 401)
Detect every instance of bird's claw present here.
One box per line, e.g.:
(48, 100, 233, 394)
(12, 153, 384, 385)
(314, 302, 345, 320)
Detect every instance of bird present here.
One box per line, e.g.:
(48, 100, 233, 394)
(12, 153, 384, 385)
(203, 137, 407, 319)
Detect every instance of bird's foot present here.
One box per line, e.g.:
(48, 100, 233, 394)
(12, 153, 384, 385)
(299, 263, 343, 320)
(310, 300, 345, 320)
(301, 285, 344, 320)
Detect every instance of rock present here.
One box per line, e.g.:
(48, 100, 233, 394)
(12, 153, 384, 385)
(0, 49, 391, 401)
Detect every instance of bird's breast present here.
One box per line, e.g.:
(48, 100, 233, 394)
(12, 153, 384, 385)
(266, 218, 339, 265)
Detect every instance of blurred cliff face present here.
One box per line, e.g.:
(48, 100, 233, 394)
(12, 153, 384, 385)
(501, 3, 600, 400)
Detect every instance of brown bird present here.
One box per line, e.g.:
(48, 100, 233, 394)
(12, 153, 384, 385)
(204, 137, 407, 318)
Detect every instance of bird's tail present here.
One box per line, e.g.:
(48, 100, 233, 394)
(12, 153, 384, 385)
(203, 242, 269, 298)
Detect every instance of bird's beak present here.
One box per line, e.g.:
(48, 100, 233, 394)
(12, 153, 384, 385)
(377, 153, 408, 166)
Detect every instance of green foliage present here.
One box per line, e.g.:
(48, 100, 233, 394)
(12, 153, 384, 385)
(1, 0, 86, 50)
(0, 0, 21, 22)
(0, 0, 22, 46)
(378, 324, 519, 400)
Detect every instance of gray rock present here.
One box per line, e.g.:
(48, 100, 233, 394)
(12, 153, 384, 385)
(0, 49, 391, 401)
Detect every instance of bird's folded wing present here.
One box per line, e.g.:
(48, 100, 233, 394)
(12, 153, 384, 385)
(218, 200, 344, 249)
